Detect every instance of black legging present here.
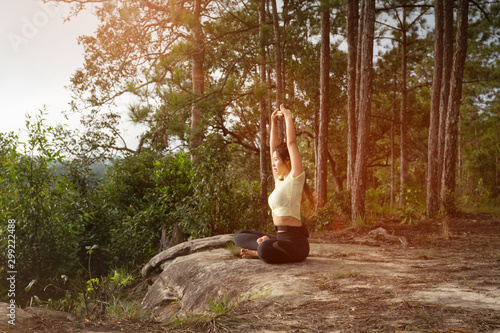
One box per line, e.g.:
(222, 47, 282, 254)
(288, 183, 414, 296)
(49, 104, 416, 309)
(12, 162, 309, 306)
(233, 225, 309, 264)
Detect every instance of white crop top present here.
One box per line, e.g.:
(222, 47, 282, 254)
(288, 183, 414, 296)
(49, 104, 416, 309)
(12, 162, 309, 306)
(268, 171, 305, 220)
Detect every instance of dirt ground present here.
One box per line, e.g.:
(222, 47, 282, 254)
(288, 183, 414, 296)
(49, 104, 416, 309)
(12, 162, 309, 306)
(14, 213, 500, 333)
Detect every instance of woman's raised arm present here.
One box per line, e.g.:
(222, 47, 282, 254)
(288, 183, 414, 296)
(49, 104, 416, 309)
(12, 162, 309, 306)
(270, 108, 281, 161)
(279, 104, 304, 178)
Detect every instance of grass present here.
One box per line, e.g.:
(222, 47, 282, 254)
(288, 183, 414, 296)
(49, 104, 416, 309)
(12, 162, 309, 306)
(315, 271, 361, 291)
(329, 270, 360, 279)
(167, 294, 241, 332)
(351, 213, 372, 227)
(106, 295, 154, 321)
(225, 242, 241, 258)
(403, 301, 447, 332)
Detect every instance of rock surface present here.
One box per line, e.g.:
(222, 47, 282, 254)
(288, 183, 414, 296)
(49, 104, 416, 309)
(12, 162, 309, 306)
(141, 234, 234, 279)
(23, 307, 76, 322)
(368, 226, 409, 247)
(141, 233, 500, 326)
(0, 303, 36, 332)
(0, 303, 76, 332)
(141, 242, 403, 321)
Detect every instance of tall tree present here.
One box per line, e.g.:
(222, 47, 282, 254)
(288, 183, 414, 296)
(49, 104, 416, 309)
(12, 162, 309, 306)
(426, 0, 444, 218)
(346, 0, 359, 193)
(437, 0, 455, 193)
(399, 2, 409, 205)
(316, 0, 331, 209)
(271, 0, 285, 141)
(382, 1, 431, 205)
(390, 78, 398, 208)
(258, 0, 269, 226)
(351, 0, 375, 220)
(441, 0, 470, 215)
(376, 0, 431, 209)
(189, 0, 206, 159)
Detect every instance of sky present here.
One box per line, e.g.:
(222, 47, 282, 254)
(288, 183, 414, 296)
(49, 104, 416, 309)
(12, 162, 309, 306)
(0, 0, 142, 149)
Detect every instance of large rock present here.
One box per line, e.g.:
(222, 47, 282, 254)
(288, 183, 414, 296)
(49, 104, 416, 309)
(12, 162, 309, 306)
(0, 303, 76, 332)
(0, 303, 36, 331)
(141, 238, 414, 321)
(368, 227, 409, 247)
(141, 234, 235, 279)
(23, 306, 76, 322)
(141, 233, 500, 328)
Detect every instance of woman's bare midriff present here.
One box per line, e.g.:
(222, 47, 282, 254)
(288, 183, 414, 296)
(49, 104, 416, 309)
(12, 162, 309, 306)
(273, 214, 302, 232)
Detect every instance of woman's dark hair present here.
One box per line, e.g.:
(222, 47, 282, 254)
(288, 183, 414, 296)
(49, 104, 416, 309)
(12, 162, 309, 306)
(273, 142, 290, 162)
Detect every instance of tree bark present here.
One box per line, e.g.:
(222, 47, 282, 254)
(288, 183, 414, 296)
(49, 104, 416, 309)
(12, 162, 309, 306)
(437, 0, 454, 191)
(346, 0, 359, 192)
(426, 0, 444, 218)
(390, 78, 397, 208)
(351, 0, 375, 220)
(327, 150, 344, 195)
(399, 5, 408, 206)
(271, 0, 284, 141)
(190, 0, 205, 159)
(441, 0, 469, 216)
(259, 0, 268, 226)
(316, 4, 330, 210)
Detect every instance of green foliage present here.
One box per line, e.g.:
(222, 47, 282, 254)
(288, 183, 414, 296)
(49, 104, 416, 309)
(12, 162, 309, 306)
(314, 191, 350, 229)
(397, 186, 425, 225)
(79, 267, 136, 320)
(29, 290, 78, 314)
(0, 115, 263, 307)
(105, 295, 152, 321)
(366, 184, 393, 216)
(168, 293, 240, 332)
(167, 134, 261, 238)
(28, 244, 139, 319)
(95, 138, 260, 266)
(0, 112, 85, 304)
(460, 95, 500, 206)
(29, 266, 143, 321)
(96, 149, 169, 268)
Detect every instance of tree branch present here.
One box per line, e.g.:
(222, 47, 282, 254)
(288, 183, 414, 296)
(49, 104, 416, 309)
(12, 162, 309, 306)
(140, 0, 171, 14)
(470, 0, 491, 21)
(376, 4, 433, 13)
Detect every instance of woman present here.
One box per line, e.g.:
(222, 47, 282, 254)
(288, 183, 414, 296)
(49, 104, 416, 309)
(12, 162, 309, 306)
(233, 104, 309, 264)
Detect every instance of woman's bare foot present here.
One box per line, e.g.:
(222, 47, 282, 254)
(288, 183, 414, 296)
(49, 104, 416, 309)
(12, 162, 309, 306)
(240, 249, 259, 259)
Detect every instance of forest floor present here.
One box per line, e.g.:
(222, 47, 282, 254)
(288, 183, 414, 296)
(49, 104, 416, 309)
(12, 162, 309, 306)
(17, 212, 500, 333)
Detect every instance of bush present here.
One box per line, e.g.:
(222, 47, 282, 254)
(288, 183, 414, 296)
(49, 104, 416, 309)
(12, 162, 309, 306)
(314, 191, 350, 230)
(167, 134, 261, 238)
(396, 185, 424, 224)
(0, 114, 85, 304)
(0, 120, 261, 306)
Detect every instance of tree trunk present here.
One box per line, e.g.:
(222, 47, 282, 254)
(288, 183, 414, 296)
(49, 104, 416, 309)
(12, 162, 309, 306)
(351, 0, 375, 220)
(441, 0, 469, 216)
(327, 151, 344, 195)
(190, 0, 205, 159)
(399, 5, 408, 206)
(426, 0, 444, 218)
(316, 4, 330, 210)
(259, 0, 268, 226)
(271, 0, 284, 141)
(346, 0, 359, 192)
(390, 78, 397, 208)
(437, 0, 454, 191)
